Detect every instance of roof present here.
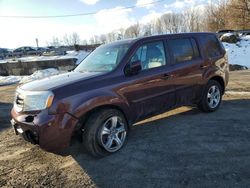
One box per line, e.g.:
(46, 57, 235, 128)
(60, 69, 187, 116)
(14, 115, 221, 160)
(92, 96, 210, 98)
(108, 32, 216, 46)
(99, 32, 217, 49)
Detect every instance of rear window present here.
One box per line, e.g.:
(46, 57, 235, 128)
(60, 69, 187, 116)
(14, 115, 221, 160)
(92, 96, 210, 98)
(168, 38, 200, 63)
(204, 35, 223, 58)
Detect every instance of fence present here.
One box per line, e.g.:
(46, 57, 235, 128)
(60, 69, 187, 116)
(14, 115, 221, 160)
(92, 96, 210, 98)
(0, 58, 76, 76)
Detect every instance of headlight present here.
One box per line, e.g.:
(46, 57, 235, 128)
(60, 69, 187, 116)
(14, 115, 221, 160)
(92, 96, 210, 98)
(15, 88, 54, 112)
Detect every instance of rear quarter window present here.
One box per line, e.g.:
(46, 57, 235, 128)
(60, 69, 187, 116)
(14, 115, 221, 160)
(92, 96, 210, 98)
(204, 35, 223, 58)
(168, 38, 200, 63)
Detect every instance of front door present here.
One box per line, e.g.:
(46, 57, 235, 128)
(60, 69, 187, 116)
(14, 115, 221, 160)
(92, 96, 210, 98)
(120, 40, 175, 121)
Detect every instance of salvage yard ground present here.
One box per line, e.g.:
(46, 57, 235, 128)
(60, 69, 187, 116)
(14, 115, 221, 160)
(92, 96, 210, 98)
(0, 70, 250, 187)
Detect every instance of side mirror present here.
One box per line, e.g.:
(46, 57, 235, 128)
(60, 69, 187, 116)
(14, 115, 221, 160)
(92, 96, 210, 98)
(125, 60, 142, 76)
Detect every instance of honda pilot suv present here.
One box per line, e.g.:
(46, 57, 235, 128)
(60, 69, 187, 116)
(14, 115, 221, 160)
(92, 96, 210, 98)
(11, 33, 229, 157)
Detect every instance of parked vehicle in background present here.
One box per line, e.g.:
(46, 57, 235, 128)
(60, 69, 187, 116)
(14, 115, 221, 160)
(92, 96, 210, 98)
(41, 46, 66, 56)
(35, 47, 50, 55)
(11, 32, 229, 157)
(217, 29, 250, 38)
(217, 29, 235, 38)
(217, 29, 235, 33)
(12, 46, 38, 57)
(0, 48, 11, 59)
(43, 50, 66, 56)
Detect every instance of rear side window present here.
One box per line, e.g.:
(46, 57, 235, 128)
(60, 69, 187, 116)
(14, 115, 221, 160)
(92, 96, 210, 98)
(168, 38, 200, 63)
(205, 35, 223, 58)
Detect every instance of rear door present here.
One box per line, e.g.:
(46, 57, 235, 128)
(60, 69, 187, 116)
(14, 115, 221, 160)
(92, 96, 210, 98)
(167, 36, 205, 105)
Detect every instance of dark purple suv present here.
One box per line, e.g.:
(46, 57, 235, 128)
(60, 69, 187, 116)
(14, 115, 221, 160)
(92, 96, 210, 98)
(11, 33, 229, 157)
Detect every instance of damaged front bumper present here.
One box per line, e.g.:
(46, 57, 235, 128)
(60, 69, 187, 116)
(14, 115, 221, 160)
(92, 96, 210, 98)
(10, 108, 78, 151)
(11, 118, 39, 144)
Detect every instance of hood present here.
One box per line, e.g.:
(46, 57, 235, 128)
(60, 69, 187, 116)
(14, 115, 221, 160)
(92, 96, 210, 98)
(20, 71, 102, 91)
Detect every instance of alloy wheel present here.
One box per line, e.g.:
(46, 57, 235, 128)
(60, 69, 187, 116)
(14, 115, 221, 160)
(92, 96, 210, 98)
(99, 116, 127, 152)
(207, 85, 221, 109)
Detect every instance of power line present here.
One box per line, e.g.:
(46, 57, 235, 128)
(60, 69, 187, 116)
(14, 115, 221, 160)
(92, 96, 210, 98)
(0, 0, 165, 19)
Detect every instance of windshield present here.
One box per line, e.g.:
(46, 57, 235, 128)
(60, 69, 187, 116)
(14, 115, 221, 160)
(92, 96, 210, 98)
(75, 43, 130, 72)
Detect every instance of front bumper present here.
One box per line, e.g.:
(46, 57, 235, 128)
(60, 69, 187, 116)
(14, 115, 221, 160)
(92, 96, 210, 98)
(11, 108, 78, 151)
(11, 118, 39, 144)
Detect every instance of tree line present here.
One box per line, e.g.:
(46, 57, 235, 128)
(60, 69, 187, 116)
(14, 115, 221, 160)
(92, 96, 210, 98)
(49, 0, 250, 46)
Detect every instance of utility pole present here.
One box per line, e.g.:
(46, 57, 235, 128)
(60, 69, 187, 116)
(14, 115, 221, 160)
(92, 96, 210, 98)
(35, 38, 39, 48)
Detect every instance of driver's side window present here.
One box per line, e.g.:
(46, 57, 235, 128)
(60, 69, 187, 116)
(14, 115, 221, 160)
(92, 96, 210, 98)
(131, 41, 166, 70)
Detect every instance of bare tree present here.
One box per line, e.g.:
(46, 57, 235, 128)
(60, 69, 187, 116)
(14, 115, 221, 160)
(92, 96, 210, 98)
(161, 13, 185, 34)
(141, 23, 152, 36)
(93, 35, 100, 44)
(183, 7, 206, 32)
(161, 13, 171, 33)
(89, 36, 95, 44)
(99, 34, 107, 44)
(63, 32, 81, 46)
(229, 0, 250, 29)
(154, 18, 164, 34)
(63, 34, 71, 46)
(205, 0, 229, 31)
(106, 32, 117, 43)
(124, 22, 141, 38)
(65, 0, 249, 46)
(202, 0, 250, 31)
(71, 32, 81, 45)
(81, 39, 88, 45)
(49, 36, 61, 47)
(117, 28, 125, 40)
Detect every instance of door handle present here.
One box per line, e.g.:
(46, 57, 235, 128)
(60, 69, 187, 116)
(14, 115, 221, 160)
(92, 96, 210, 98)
(161, 74, 171, 80)
(200, 65, 208, 69)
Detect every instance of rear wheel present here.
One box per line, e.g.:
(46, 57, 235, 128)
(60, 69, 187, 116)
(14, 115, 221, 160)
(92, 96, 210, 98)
(82, 109, 128, 157)
(198, 80, 222, 112)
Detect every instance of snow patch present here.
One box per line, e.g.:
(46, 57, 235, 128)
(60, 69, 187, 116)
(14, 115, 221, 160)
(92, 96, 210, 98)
(241, 35, 250, 41)
(20, 68, 61, 84)
(0, 75, 23, 86)
(0, 68, 62, 86)
(222, 33, 234, 37)
(0, 50, 90, 86)
(223, 36, 250, 68)
(0, 50, 89, 64)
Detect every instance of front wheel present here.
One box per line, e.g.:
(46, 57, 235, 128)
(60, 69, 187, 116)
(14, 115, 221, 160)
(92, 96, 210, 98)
(198, 80, 222, 112)
(82, 109, 128, 157)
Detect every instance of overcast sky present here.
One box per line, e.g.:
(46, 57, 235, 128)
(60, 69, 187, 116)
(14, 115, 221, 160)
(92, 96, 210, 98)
(0, 0, 206, 48)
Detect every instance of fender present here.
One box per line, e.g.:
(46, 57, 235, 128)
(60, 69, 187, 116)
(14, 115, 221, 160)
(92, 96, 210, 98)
(73, 95, 132, 123)
(46, 91, 132, 148)
(50, 90, 132, 125)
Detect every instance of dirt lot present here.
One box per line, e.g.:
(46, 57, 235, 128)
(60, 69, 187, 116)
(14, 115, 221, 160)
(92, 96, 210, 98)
(0, 71, 250, 188)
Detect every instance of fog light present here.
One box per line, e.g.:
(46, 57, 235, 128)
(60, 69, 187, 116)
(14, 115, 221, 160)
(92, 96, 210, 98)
(16, 127, 24, 134)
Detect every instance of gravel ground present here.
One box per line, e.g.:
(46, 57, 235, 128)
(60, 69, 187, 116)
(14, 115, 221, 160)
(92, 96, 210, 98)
(0, 70, 250, 188)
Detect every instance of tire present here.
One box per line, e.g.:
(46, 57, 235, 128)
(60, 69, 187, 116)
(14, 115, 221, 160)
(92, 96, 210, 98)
(198, 80, 222, 112)
(82, 108, 128, 157)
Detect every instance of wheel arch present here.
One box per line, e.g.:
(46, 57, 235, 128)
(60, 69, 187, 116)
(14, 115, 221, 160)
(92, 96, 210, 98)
(209, 75, 225, 94)
(75, 104, 130, 132)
